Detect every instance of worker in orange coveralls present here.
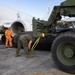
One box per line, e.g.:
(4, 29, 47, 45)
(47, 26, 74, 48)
(5, 28, 14, 48)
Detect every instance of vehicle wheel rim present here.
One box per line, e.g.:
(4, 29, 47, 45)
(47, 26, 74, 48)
(57, 42, 75, 66)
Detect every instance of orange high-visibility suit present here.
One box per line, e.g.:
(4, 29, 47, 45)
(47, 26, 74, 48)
(5, 29, 13, 48)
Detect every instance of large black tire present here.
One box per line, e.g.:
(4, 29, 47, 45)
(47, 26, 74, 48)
(34, 36, 55, 50)
(13, 32, 33, 47)
(13, 34, 20, 47)
(51, 32, 75, 74)
(13, 32, 27, 47)
(1, 34, 6, 44)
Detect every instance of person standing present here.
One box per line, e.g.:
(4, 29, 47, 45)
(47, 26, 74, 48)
(16, 34, 32, 58)
(5, 28, 13, 48)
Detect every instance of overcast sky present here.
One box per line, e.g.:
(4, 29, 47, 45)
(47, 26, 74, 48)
(0, 0, 64, 19)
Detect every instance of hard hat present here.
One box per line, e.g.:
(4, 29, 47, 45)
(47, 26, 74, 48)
(41, 33, 45, 37)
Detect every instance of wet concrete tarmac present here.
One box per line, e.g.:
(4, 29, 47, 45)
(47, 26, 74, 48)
(0, 45, 74, 75)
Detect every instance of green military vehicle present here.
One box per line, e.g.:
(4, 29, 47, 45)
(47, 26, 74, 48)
(1, 0, 75, 73)
(32, 0, 75, 73)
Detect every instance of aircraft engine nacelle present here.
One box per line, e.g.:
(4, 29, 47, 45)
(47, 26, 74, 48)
(0, 20, 27, 44)
(11, 20, 26, 34)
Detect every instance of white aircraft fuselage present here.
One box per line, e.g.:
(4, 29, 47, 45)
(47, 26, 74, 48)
(0, 5, 33, 34)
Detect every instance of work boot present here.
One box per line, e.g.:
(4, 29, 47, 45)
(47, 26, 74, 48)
(16, 54, 21, 57)
(26, 55, 32, 58)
